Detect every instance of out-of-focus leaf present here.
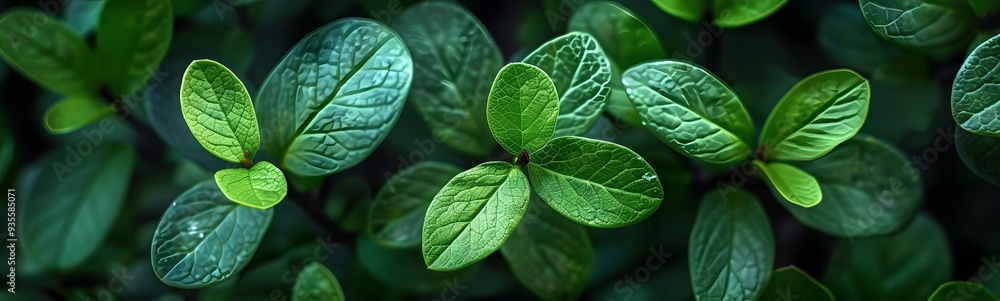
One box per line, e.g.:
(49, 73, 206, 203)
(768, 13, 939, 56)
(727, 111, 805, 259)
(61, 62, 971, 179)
(929, 281, 999, 301)
(819, 2, 902, 74)
(759, 266, 835, 301)
(63, 0, 106, 36)
(43, 95, 114, 134)
(292, 262, 345, 301)
(957, 127, 1000, 187)
(0, 9, 96, 96)
(369, 161, 461, 248)
(97, 0, 173, 95)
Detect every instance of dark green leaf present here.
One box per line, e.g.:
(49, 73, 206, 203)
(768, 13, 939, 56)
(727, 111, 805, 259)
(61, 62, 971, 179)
(759, 266, 835, 301)
(180, 59, 260, 163)
(957, 126, 1000, 187)
(650, 0, 707, 23)
(819, 2, 902, 74)
(929, 281, 999, 301)
(369, 161, 461, 248)
(0, 127, 11, 183)
(292, 262, 345, 301)
(859, 0, 975, 49)
(567, 1, 665, 69)
(486, 62, 560, 155)
(0, 9, 96, 96)
(43, 95, 114, 134)
(63, 0, 106, 36)
(953, 33, 1000, 136)
(97, 0, 173, 95)
(969, 0, 1000, 16)
(713, 0, 789, 28)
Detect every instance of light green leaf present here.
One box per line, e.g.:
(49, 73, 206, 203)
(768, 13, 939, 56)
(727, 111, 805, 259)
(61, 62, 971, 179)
(568, 1, 665, 70)
(623, 60, 755, 164)
(713, 0, 789, 28)
(369, 161, 462, 248)
(391, 2, 501, 156)
(151, 180, 274, 288)
(825, 214, 952, 300)
(528, 136, 663, 228)
(759, 266, 835, 301)
(523, 32, 612, 137)
(929, 281, 999, 301)
(487, 62, 560, 155)
(754, 160, 822, 208)
(969, 0, 1000, 16)
(292, 262, 345, 301)
(22, 144, 134, 269)
(500, 198, 593, 301)
(953, 34, 1000, 136)
(43, 95, 114, 134)
(0, 9, 96, 96)
(421, 161, 530, 271)
(957, 127, 1000, 187)
(760, 69, 870, 161)
(689, 189, 774, 301)
(97, 0, 172, 95)
(214, 161, 287, 209)
(859, 0, 976, 49)
(651, 0, 708, 23)
(256, 18, 412, 177)
(180, 59, 260, 164)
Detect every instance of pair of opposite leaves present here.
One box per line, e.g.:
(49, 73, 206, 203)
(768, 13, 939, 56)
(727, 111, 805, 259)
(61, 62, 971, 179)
(623, 61, 870, 208)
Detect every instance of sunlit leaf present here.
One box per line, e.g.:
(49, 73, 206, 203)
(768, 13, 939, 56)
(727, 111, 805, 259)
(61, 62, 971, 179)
(486, 62, 559, 156)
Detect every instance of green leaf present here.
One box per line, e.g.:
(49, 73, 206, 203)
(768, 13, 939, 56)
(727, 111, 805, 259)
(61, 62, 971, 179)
(568, 1, 665, 69)
(180, 59, 260, 164)
(292, 262, 345, 301)
(689, 189, 774, 301)
(753, 160, 822, 208)
(528, 136, 663, 228)
(623, 60, 755, 164)
(369, 161, 462, 248)
(713, 0, 789, 28)
(929, 281, 1000, 301)
(256, 18, 412, 176)
(500, 198, 593, 301)
(97, 0, 172, 95)
(825, 213, 952, 300)
(969, 0, 1000, 16)
(214, 161, 288, 209)
(391, 2, 501, 156)
(64, 0, 106, 36)
(650, 0, 708, 23)
(759, 266, 835, 301)
(957, 126, 1000, 187)
(358, 234, 478, 293)
(151, 180, 274, 288)
(760, 69, 870, 161)
(421, 161, 530, 271)
(859, 0, 976, 49)
(953, 34, 1000, 136)
(22, 144, 134, 269)
(523, 32, 612, 137)
(43, 95, 114, 134)
(819, 2, 902, 74)
(487, 62, 560, 155)
(0, 9, 96, 96)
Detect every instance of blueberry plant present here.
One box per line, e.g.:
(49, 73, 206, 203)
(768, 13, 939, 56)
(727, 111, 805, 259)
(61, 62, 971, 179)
(2, 0, 1000, 300)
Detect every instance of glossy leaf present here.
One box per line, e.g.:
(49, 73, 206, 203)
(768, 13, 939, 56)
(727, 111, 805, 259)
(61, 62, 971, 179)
(825, 214, 952, 300)
(758, 266, 835, 301)
(292, 262, 345, 301)
(523, 32, 612, 137)
(760, 69, 870, 161)
(689, 189, 774, 301)
(256, 18, 412, 176)
(43, 95, 114, 134)
(623, 60, 755, 164)
(953, 34, 1000, 136)
(957, 127, 1000, 187)
(151, 180, 274, 288)
(180, 59, 260, 164)
(500, 199, 593, 301)
(214, 161, 288, 209)
(859, 0, 975, 49)
(487, 63, 560, 155)
(0, 9, 96, 96)
(369, 161, 462, 248)
(754, 160, 822, 208)
(650, 0, 707, 23)
(421, 161, 530, 271)
(567, 1, 665, 69)
(97, 0, 173, 95)
(528, 136, 663, 228)
(785, 136, 922, 238)
(391, 2, 501, 156)
(714, 0, 789, 28)
(929, 281, 999, 301)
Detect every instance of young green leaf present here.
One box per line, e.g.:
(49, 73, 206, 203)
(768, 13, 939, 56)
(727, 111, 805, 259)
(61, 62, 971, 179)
(956, 127, 1000, 187)
(623, 60, 755, 164)
(928, 281, 999, 301)
(825, 214, 952, 300)
(953, 34, 1000, 136)
(650, 0, 707, 23)
(391, 2, 501, 156)
(753, 160, 822, 208)
(523, 32, 612, 137)
(0, 9, 96, 96)
(528, 136, 663, 228)
(760, 69, 870, 161)
(292, 262, 345, 301)
(422, 161, 530, 271)
(859, 0, 975, 49)
(180, 59, 260, 164)
(22, 144, 135, 269)
(369, 161, 462, 248)
(214, 161, 288, 209)
(500, 198, 593, 301)
(486, 62, 560, 156)
(714, 0, 789, 28)
(97, 0, 172, 95)
(689, 189, 774, 301)
(256, 19, 412, 176)
(784, 136, 922, 238)
(43, 95, 114, 134)
(151, 180, 274, 288)
(567, 1, 665, 70)
(758, 266, 835, 301)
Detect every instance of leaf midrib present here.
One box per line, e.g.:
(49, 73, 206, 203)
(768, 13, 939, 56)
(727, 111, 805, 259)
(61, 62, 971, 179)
(767, 78, 863, 149)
